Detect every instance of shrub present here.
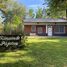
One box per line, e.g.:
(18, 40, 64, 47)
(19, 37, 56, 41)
(0, 16, 26, 51)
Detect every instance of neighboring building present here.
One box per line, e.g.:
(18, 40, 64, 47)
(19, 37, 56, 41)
(24, 18, 67, 36)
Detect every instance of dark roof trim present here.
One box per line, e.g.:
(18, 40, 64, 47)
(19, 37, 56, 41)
(24, 18, 67, 23)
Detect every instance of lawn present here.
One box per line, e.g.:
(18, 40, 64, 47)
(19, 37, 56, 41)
(0, 37, 67, 67)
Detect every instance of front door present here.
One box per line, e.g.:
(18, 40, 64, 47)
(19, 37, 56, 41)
(37, 27, 43, 34)
(47, 25, 52, 36)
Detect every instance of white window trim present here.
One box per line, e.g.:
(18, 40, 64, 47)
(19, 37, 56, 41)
(46, 25, 48, 33)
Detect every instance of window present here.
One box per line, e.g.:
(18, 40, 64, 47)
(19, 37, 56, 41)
(37, 27, 43, 34)
(31, 25, 36, 32)
(54, 25, 65, 34)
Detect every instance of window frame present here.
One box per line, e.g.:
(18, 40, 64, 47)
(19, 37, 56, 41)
(31, 25, 36, 33)
(37, 27, 43, 34)
(54, 25, 65, 34)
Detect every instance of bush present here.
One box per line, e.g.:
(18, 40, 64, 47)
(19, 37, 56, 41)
(4, 15, 24, 35)
(0, 16, 26, 51)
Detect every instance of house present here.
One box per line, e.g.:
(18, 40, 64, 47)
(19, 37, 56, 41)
(24, 18, 67, 36)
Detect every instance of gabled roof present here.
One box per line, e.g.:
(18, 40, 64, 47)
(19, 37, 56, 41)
(24, 18, 67, 23)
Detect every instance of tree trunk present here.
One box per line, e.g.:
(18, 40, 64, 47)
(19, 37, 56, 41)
(66, 9, 67, 19)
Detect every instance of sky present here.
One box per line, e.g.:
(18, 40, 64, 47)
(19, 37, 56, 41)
(0, 11, 6, 23)
(17, 0, 47, 12)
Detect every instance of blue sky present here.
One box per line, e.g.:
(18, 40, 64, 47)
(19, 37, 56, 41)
(17, 0, 47, 12)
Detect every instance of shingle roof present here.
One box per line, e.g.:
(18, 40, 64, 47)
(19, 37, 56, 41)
(24, 18, 67, 23)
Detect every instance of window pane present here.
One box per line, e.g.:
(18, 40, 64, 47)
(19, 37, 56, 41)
(54, 25, 64, 33)
(54, 26, 59, 32)
(31, 25, 36, 32)
(37, 27, 42, 34)
(60, 26, 64, 32)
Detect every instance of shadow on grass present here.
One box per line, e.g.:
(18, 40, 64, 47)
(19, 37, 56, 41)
(0, 38, 67, 67)
(0, 48, 35, 67)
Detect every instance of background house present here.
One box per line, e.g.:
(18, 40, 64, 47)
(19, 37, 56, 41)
(24, 18, 67, 36)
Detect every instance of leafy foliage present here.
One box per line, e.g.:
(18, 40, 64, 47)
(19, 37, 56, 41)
(0, 0, 26, 49)
(0, 0, 26, 35)
(45, 8, 66, 18)
(36, 8, 43, 18)
(45, 0, 66, 18)
(4, 15, 24, 35)
(29, 9, 35, 18)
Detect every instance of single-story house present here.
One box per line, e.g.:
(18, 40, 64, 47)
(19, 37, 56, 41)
(24, 18, 67, 36)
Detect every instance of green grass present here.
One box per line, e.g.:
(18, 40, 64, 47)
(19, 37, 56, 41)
(0, 37, 67, 67)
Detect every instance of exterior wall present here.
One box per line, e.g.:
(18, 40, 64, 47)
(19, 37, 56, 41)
(24, 25, 67, 36)
(24, 25, 31, 35)
(24, 25, 46, 36)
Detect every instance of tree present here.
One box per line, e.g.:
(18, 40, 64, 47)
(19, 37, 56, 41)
(0, 0, 26, 22)
(44, 0, 66, 19)
(0, 0, 26, 35)
(29, 9, 35, 18)
(3, 1, 26, 34)
(45, 8, 66, 18)
(0, 0, 9, 19)
(0, 0, 8, 9)
(0, 0, 26, 48)
(4, 15, 23, 34)
(36, 8, 43, 18)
